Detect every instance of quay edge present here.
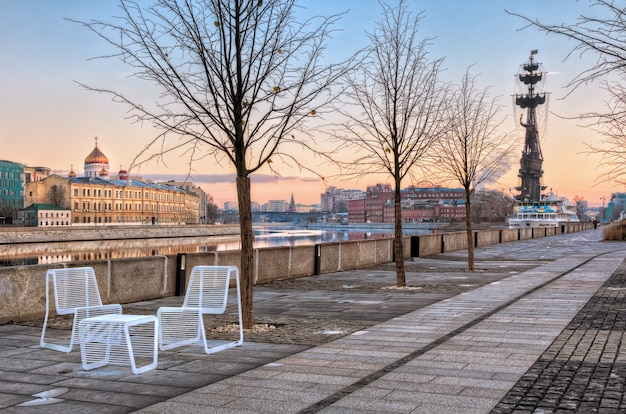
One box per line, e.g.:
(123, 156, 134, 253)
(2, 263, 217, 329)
(0, 224, 241, 244)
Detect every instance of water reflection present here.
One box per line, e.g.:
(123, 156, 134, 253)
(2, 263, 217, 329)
(0, 225, 428, 266)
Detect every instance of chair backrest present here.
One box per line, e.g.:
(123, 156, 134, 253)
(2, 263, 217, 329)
(183, 266, 234, 313)
(48, 267, 104, 313)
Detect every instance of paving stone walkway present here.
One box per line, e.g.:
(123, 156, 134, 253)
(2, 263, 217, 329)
(3, 229, 626, 413)
(492, 259, 626, 413)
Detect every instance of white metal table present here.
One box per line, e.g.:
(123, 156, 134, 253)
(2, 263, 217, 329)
(79, 314, 158, 375)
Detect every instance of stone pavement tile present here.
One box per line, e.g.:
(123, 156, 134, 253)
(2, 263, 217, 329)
(54, 377, 186, 398)
(260, 362, 365, 378)
(135, 400, 251, 414)
(326, 394, 420, 413)
(366, 371, 437, 384)
(270, 371, 357, 386)
(60, 387, 164, 408)
(0, 346, 34, 357)
(220, 397, 311, 413)
(375, 379, 466, 395)
(203, 385, 337, 405)
(0, 357, 58, 372)
(282, 358, 384, 372)
(387, 390, 499, 410)
(430, 376, 513, 391)
(0, 370, 68, 385)
(0, 379, 53, 396)
(29, 361, 86, 376)
(276, 349, 397, 365)
(123, 369, 227, 388)
(156, 380, 325, 412)
(167, 359, 259, 375)
(168, 392, 238, 407)
(2, 400, 133, 414)
(0, 392, 26, 410)
(411, 403, 489, 414)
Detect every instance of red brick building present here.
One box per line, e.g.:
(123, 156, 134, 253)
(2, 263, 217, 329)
(347, 184, 466, 223)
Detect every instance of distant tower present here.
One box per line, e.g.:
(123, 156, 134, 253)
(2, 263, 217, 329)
(84, 136, 110, 178)
(288, 193, 297, 213)
(514, 50, 548, 202)
(118, 165, 129, 180)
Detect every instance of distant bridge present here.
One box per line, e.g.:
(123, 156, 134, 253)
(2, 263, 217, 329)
(252, 211, 323, 224)
(219, 211, 324, 224)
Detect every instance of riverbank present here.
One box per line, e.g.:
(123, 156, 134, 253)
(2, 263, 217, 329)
(0, 224, 241, 244)
(307, 221, 507, 232)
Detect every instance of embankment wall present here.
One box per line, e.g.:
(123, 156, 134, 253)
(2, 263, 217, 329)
(0, 223, 593, 324)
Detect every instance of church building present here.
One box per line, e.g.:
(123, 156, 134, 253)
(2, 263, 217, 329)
(24, 138, 200, 225)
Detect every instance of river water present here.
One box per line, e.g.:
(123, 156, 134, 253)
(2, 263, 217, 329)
(0, 225, 434, 267)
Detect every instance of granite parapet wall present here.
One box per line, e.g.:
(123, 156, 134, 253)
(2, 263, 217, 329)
(0, 225, 240, 244)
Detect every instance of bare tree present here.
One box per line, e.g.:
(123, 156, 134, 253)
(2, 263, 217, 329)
(473, 189, 515, 223)
(335, 0, 448, 287)
(507, 1, 626, 186)
(75, 0, 358, 328)
(431, 69, 513, 270)
(0, 206, 15, 224)
(206, 201, 220, 224)
(48, 185, 66, 207)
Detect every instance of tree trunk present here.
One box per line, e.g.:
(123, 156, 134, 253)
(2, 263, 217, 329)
(394, 177, 406, 287)
(236, 176, 255, 329)
(465, 189, 474, 271)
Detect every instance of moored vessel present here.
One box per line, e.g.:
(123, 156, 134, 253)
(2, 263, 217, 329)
(509, 192, 579, 228)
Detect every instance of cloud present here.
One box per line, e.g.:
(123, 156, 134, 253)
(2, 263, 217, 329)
(142, 172, 322, 185)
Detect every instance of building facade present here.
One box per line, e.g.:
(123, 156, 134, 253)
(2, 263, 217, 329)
(18, 203, 71, 227)
(159, 180, 209, 224)
(347, 184, 466, 224)
(0, 160, 25, 212)
(321, 186, 364, 213)
(23, 166, 51, 184)
(23, 142, 200, 226)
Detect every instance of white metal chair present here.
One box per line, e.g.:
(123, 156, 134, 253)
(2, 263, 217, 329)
(40, 267, 122, 353)
(157, 265, 243, 354)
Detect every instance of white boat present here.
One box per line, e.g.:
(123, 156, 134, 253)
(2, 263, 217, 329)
(508, 192, 579, 229)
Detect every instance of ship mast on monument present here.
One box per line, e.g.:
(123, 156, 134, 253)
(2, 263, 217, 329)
(514, 50, 548, 202)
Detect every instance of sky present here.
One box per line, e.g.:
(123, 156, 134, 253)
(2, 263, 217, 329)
(0, 0, 618, 208)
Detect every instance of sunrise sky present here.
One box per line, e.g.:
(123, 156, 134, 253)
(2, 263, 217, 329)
(0, 1, 618, 208)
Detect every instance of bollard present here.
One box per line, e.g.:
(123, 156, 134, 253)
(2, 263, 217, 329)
(175, 253, 186, 296)
(410, 236, 420, 258)
(313, 244, 321, 275)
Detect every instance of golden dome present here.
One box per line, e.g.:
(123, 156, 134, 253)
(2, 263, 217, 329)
(85, 144, 109, 165)
(68, 164, 76, 178)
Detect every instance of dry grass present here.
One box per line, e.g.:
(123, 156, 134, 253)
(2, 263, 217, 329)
(603, 222, 626, 240)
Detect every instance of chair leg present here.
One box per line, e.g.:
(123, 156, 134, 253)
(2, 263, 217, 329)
(40, 310, 75, 353)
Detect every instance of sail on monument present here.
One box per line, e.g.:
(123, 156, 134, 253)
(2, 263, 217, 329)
(509, 50, 579, 228)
